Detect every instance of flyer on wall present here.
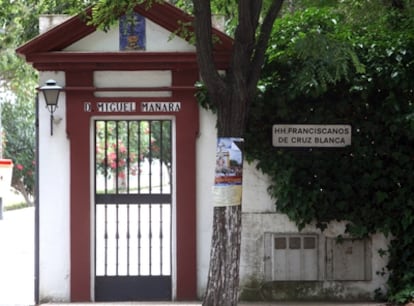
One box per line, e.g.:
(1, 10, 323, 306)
(213, 137, 244, 207)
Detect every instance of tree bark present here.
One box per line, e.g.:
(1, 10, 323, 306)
(13, 180, 34, 206)
(203, 91, 244, 306)
(203, 205, 241, 306)
(192, 1, 285, 305)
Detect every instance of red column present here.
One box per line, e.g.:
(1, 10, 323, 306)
(66, 71, 94, 301)
(173, 69, 199, 300)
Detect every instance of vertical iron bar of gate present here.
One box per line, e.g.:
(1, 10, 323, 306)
(149, 202, 152, 275)
(115, 121, 119, 194)
(137, 122, 141, 194)
(115, 121, 120, 274)
(159, 121, 164, 273)
(138, 204, 141, 275)
(126, 121, 130, 194)
(126, 203, 130, 275)
(115, 202, 119, 275)
(104, 121, 108, 193)
(168, 121, 172, 276)
(149, 120, 152, 193)
(126, 121, 131, 275)
(103, 121, 109, 276)
(137, 121, 141, 275)
(148, 120, 153, 275)
(160, 121, 163, 194)
(136, 121, 140, 275)
(104, 202, 108, 275)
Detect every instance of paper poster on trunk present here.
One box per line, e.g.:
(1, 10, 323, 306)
(213, 138, 243, 207)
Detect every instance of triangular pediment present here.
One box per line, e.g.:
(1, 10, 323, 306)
(64, 16, 196, 52)
(17, 1, 233, 69)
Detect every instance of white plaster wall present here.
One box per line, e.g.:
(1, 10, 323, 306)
(38, 72, 70, 302)
(195, 108, 216, 297)
(238, 165, 389, 299)
(65, 19, 195, 52)
(240, 213, 389, 298)
(242, 160, 276, 213)
(195, 108, 389, 300)
(93, 70, 173, 98)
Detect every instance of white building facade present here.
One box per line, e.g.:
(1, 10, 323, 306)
(17, 2, 388, 303)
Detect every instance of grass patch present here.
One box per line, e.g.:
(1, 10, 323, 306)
(4, 202, 29, 211)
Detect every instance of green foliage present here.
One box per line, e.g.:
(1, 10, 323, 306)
(2, 96, 35, 205)
(195, 82, 216, 113)
(1, 0, 90, 204)
(4, 201, 30, 211)
(387, 233, 414, 303)
(245, 5, 414, 303)
(261, 7, 361, 99)
(95, 120, 172, 184)
(90, 0, 164, 32)
(0, 0, 39, 205)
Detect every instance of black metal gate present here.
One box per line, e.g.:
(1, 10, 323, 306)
(94, 119, 172, 301)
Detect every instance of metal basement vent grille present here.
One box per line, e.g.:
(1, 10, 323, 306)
(264, 233, 373, 282)
(264, 234, 319, 281)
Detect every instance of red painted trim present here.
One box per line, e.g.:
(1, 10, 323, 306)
(27, 52, 199, 63)
(63, 86, 196, 92)
(173, 70, 199, 299)
(66, 71, 95, 301)
(25, 51, 231, 71)
(16, 9, 95, 55)
(0, 159, 13, 166)
(16, 1, 233, 58)
(134, 2, 233, 52)
(66, 69, 201, 301)
(68, 114, 93, 302)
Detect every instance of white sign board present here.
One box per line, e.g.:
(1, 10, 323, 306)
(273, 124, 352, 147)
(0, 159, 13, 195)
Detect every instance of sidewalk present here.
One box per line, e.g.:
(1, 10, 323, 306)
(0, 207, 35, 306)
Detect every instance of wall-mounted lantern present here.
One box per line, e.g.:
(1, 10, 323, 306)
(39, 79, 62, 135)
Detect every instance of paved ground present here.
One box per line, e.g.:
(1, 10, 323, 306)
(0, 207, 35, 306)
(0, 207, 388, 306)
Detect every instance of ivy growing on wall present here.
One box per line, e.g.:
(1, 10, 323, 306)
(244, 7, 414, 303)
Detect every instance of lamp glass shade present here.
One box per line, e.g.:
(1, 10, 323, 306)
(40, 80, 62, 106)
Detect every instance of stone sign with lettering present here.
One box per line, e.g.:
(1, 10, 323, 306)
(272, 124, 352, 147)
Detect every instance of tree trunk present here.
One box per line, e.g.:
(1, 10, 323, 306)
(193, 1, 285, 305)
(12, 180, 34, 206)
(203, 91, 244, 306)
(203, 205, 241, 306)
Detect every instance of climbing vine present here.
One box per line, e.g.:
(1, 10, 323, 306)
(244, 7, 414, 303)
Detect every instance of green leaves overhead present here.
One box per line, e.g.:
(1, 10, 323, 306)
(2, 96, 36, 205)
(1, 0, 93, 204)
(262, 8, 363, 99)
(246, 2, 414, 303)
